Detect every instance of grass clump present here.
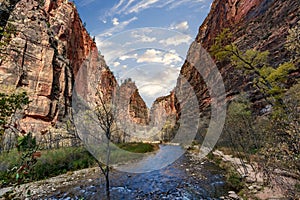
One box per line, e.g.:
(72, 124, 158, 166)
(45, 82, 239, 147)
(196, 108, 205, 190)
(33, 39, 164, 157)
(31, 147, 96, 180)
(117, 142, 158, 153)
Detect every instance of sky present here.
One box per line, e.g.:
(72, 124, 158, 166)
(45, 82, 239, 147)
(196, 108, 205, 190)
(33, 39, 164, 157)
(75, 0, 213, 107)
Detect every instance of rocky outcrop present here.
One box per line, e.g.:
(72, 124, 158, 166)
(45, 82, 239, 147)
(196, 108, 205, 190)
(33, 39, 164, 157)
(0, 0, 101, 133)
(150, 91, 177, 126)
(197, 0, 299, 66)
(118, 79, 149, 125)
(149, 91, 177, 141)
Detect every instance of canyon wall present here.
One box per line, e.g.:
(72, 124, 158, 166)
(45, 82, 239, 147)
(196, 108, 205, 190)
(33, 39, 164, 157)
(0, 0, 150, 144)
(177, 0, 299, 116)
(0, 0, 109, 136)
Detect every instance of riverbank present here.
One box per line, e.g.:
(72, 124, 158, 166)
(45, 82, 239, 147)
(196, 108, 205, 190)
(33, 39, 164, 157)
(1, 146, 230, 199)
(0, 142, 159, 189)
(209, 149, 300, 199)
(187, 148, 242, 200)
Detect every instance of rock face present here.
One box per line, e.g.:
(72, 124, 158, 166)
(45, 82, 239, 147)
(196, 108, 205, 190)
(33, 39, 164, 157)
(150, 91, 177, 126)
(118, 79, 149, 125)
(0, 0, 21, 39)
(149, 91, 177, 141)
(176, 0, 300, 119)
(0, 0, 150, 143)
(0, 0, 102, 133)
(197, 0, 299, 66)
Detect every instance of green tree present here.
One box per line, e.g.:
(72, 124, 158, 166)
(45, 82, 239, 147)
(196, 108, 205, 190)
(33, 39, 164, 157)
(15, 132, 41, 184)
(210, 28, 296, 107)
(0, 22, 17, 59)
(212, 27, 300, 197)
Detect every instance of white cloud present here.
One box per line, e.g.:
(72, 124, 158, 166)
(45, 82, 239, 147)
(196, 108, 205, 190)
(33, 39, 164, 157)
(105, 0, 207, 17)
(126, 0, 160, 14)
(156, 0, 177, 8)
(136, 49, 182, 66)
(162, 52, 183, 65)
(136, 49, 163, 63)
(119, 53, 138, 60)
(112, 0, 127, 11)
(131, 32, 156, 43)
(118, 0, 137, 14)
(78, 0, 96, 6)
(113, 62, 121, 67)
(159, 34, 192, 46)
(139, 84, 165, 97)
(171, 21, 189, 32)
(112, 18, 119, 26)
(96, 39, 128, 64)
(168, 0, 205, 9)
(97, 17, 138, 39)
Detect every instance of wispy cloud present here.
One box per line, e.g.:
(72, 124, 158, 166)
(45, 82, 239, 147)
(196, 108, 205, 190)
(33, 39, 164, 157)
(136, 49, 182, 66)
(159, 34, 192, 46)
(106, 0, 207, 17)
(126, 0, 160, 14)
(131, 31, 157, 43)
(78, 0, 97, 7)
(96, 16, 138, 38)
(97, 27, 191, 65)
(113, 0, 137, 15)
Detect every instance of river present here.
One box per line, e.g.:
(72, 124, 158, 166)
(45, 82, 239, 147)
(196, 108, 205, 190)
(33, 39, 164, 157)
(46, 145, 229, 199)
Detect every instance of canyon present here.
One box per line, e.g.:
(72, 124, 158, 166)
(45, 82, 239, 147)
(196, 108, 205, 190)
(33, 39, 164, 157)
(0, 0, 299, 142)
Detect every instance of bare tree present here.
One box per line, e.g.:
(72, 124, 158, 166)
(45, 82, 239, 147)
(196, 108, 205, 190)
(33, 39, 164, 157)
(92, 89, 118, 199)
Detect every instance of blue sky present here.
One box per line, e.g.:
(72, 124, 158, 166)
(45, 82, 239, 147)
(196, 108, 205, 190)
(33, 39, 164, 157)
(75, 0, 213, 107)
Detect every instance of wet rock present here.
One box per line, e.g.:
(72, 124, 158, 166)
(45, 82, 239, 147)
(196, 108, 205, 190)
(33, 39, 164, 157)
(228, 191, 240, 199)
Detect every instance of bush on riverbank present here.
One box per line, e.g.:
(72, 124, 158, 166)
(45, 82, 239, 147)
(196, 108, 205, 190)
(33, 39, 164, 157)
(0, 146, 96, 187)
(0, 142, 159, 187)
(117, 142, 158, 153)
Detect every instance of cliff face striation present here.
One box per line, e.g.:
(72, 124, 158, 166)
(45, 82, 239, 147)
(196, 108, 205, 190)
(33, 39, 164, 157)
(0, 0, 105, 133)
(177, 0, 299, 117)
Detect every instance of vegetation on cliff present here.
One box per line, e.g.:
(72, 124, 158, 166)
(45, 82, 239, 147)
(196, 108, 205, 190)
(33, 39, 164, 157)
(210, 22, 300, 198)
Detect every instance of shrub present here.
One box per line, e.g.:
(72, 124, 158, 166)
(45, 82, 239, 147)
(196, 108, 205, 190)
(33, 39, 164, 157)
(0, 146, 96, 186)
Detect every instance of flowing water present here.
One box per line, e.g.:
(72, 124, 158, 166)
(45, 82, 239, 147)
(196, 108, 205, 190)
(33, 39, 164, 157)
(46, 145, 229, 200)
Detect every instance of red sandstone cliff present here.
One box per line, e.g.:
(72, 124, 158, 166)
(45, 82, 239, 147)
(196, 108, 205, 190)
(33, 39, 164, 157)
(117, 79, 149, 125)
(177, 0, 299, 115)
(150, 91, 177, 126)
(0, 0, 102, 133)
(0, 0, 150, 141)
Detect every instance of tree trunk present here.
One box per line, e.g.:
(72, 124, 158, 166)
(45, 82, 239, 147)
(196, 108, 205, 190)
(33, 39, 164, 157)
(105, 169, 110, 200)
